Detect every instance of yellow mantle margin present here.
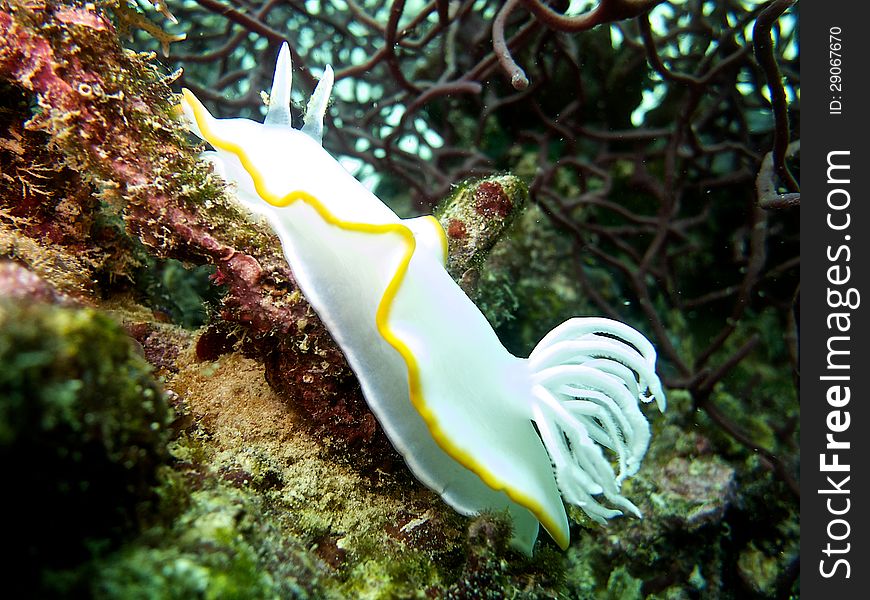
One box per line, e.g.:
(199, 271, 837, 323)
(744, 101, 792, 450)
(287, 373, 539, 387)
(181, 89, 567, 550)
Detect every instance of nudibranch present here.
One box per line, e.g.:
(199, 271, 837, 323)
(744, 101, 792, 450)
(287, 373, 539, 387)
(180, 43, 666, 554)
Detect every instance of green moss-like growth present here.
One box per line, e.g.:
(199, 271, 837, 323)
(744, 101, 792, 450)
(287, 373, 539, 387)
(92, 487, 331, 600)
(0, 300, 170, 594)
(133, 257, 219, 329)
(434, 175, 528, 282)
(604, 566, 644, 600)
(736, 542, 779, 596)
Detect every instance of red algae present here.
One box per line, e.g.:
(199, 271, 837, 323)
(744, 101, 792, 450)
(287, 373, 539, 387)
(473, 181, 513, 218)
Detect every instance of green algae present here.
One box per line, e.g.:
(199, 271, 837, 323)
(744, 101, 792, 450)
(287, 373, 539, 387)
(134, 257, 219, 329)
(92, 487, 330, 600)
(0, 300, 170, 594)
(736, 542, 779, 596)
(605, 566, 644, 600)
(0, 1, 800, 596)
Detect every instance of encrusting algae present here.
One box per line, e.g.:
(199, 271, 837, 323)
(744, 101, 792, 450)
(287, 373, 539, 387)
(0, 0, 800, 597)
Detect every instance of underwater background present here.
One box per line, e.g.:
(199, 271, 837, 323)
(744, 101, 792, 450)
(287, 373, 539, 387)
(0, 0, 799, 598)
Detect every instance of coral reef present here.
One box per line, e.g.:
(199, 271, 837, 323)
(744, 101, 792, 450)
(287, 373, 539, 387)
(0, 0, 379, 458)
(0, 0, 799, 597)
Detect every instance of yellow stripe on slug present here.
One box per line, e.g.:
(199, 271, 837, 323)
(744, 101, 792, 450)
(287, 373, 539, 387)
(182, 89, 569, 550)
(423, 215, 449, 265)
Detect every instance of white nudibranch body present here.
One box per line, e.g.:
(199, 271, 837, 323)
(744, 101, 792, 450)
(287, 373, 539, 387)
(180, 43, 666, 554)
